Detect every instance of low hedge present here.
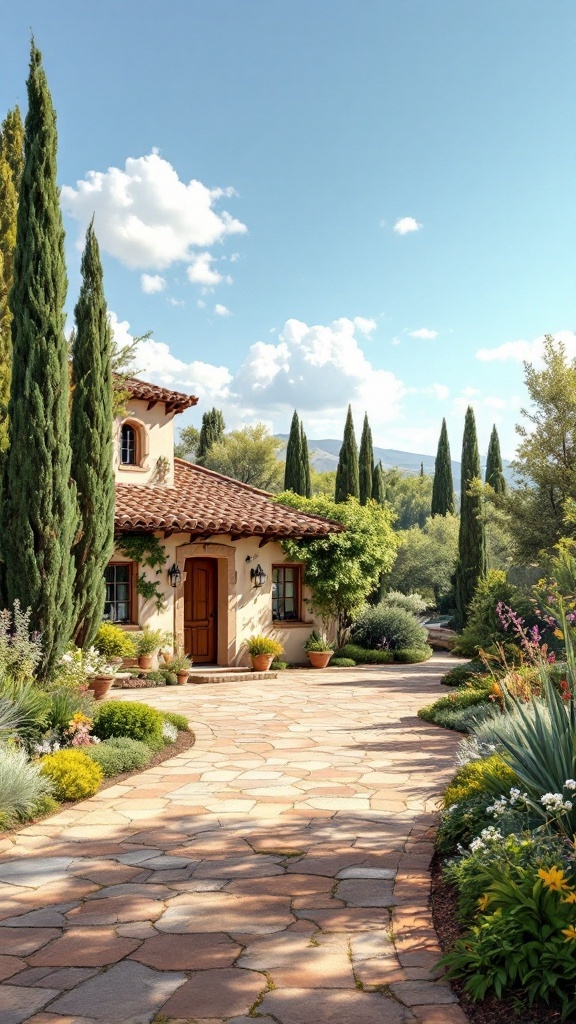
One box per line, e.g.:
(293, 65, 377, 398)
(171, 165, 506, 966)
(93, 700, 164, 745)
(40, 749, 103, 800)
(394, 645, 433, 663)
(85, 737, 154, 777)
(335, 644, 394, 664)
(330, 657, 357, 667)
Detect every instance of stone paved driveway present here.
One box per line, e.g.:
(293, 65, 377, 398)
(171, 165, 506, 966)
(0, 655, 468, 1024)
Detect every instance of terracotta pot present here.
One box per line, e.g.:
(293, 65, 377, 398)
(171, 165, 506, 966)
(307, 650, 333, 669)
(251, 653, 274, 672)
(176, 670, 190, 685)
(138, 654, 154, 669)
(87, 674, 115, 701)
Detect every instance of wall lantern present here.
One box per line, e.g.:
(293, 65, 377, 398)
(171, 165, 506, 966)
(250, 563, 267, 588)
(167, 563, 182, 588)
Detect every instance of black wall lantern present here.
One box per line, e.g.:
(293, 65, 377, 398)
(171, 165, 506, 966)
(250, 563, 267, 588)
(167, 563, 182, 588)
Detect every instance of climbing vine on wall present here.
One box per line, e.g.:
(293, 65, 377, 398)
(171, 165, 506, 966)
(117, 533, 168, 612)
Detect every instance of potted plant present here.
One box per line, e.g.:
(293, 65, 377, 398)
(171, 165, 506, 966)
(304, 630, 334, 669)
(171, 653, 193, 685)
(159, 632, 176, 664)
(246, 635, 284, 672)
(134, 627, 165, 669)
(84, 649, 117, 701)
(94, 622, 137, 667)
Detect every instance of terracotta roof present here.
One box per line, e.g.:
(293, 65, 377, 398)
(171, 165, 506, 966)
(115, 459, 343, 539)
(120, 376, 198, 414)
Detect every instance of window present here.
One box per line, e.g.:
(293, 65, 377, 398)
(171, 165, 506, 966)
(104, 563, 134, 623)
(120, 423, 137, 465)
(272, 565, 302, 622)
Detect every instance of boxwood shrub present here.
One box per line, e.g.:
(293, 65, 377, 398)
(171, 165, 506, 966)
(85, 737, 154, 776)
(394, 645, 433, 663)
(351, 605, 428, 652)
(93, 700, 164, 745)
(40, 750, 103, 800)
(335, 644, 394, 664)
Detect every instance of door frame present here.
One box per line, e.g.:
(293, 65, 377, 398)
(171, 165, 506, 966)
(184, 557, 218, 664)
(173, 542, 237, 666)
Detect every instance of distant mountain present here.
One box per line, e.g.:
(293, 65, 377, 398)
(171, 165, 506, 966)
(275, 436, 514, 493)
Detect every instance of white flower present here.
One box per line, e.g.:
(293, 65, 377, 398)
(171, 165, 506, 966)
(565, 779, 576, 791)
(486, 797, 508, 816)
(541, 792, 573, 812)
(162, 721, 178, 742)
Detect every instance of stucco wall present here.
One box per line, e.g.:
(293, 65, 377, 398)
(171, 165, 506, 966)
(114, 397, 176, 488)
(113, 532, 327, 666)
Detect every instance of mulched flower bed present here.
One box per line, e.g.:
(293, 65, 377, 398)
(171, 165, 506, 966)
(430, 851, 562, 1024)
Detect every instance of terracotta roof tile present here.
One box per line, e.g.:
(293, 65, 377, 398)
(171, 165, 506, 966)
(115, 459, 343, 539)
(121, 376, 198, 413)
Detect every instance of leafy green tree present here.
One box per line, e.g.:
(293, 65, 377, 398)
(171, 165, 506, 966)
(372, 460, 385, 504)
(0, 106, 24, 457)
(277, 492, 397, 647)
(1, 43, 78, 678)
(335, 405, 359, 502)
(310, 468, 337, 497)
(358, 413, 374, 505)
(197, 407, 225, 463)
(454, 406, 486, 630)
(383, 468, 432, 529)
(431, 418, 455, 515)
(284, 410, 305, 493)
(70, 222, 115, 649)
(385, 513, 459, 604)
(301, 421, 312, 498)
(174, 424, 200, 462)
(485, 424, 506, 494)
(203, 423, 282, 490)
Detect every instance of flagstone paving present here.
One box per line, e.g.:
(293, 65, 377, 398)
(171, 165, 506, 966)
(0, 654, 469, 1024)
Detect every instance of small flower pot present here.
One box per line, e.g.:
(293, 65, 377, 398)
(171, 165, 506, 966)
(138, 654, 154, 670)
(87, 674, 115, 701)
(176, 670, 191, 685)
(307, 651, 333, 669)
(251, 654, 274, 672)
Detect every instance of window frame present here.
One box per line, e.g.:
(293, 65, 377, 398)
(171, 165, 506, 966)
(103, 561, 138, 625)
(120, 422, 138, 466)
(271, 563, 303, 624)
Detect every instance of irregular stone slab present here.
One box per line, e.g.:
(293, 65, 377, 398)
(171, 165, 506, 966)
(337, 878, 395, 907)
(389, 980, 458, 1005)
(113, 849, 159, 866)
(259, 987, 413, 1024)
(130, 931, 242, 970)
(138, 855, 195, 870)
(28, 927, 141, 967)
(0, 908, 69, 928)
(16, 966, 99, 989)
(66, 895, 165, 925)
(85, 883, 173, 900)
(51, 960, 186, 1021)
(0, 858, 73, 888)
(336, 866, 397, 880)
(0, 928, 60, 956)
(0, 984, 60, 1024)
(0, 955, 27, 981)
(157, 892, 294, 935)
(159, 967, 266, 1019)
(350, 931, 396, 961)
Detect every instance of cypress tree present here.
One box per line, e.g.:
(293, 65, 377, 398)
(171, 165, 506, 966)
(197, 407, 225, 462)
(358, 412, 374, 505)
(453, 407, 486, 630)
(485, 424, 506, 494)
(431, 418, 455, 515)
(284, 410, 304, 492)
(0, 107, 24, 456)
(335, 405, 360, 502)
(300, 421, 312, 498)
(71, 221, 115, 649)
(371, 460, 385, 504)
(1, 43, 78, 678)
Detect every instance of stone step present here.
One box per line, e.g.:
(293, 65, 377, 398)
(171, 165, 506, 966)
(187, 671, 278, 684)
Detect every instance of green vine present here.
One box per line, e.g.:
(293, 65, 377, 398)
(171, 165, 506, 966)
(117, 533, 168, 612)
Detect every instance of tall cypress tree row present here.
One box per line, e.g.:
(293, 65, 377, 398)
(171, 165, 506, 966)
(335, 405, 360, 502)
(453, 406, 486, 630)
(358, 412, 374, 505)
(371, 460, 385, 504)
(71, 222, 115, 649)
(300, 421, 312, 498)
(284, 410, 304, 492)
(485, 424, 507, 494)
(431, 418, 455, 515)
(197, 407, 225, 463)
(0, 107, 24, 457)
(0, 43, 78, 678)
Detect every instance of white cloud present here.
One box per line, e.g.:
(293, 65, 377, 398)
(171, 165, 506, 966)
(476, 330, 576, 363)
(168, 297, 185, 307)
(353, 316, 377, 336)
(393, 216, 422, 235)
(463, 387, 481, 397)
(141, 273, 165, 294)
(409, 327, 438, 340)
(197, 299, 206, 309)
(62, 150, 247, 270)
(214, 303, 231, 317)
(427, 383, 449, 401)
(186, 252, 227, 287)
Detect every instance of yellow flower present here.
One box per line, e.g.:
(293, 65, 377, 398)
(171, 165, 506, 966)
(538, 866, 571, 892)
(554, 628, 565, 640)
(477, 893, 490, 912)
(563, 891, 576, 904)
(562, 925, 576, 941)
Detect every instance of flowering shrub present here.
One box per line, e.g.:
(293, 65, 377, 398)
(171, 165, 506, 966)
(0, 601, 43, 684)
(64, 712, 97, 747)
(39, 749, 103, 800)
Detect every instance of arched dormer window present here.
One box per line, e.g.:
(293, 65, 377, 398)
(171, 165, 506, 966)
(120, 423, 137, 465)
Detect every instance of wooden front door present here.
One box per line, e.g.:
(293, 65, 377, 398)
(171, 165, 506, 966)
(184, 558, 217, 663)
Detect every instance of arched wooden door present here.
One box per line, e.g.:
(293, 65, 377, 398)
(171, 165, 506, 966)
(184, 558, 217, 663)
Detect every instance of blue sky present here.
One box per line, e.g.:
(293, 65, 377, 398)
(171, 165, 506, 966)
(2, 1, 575, 459)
